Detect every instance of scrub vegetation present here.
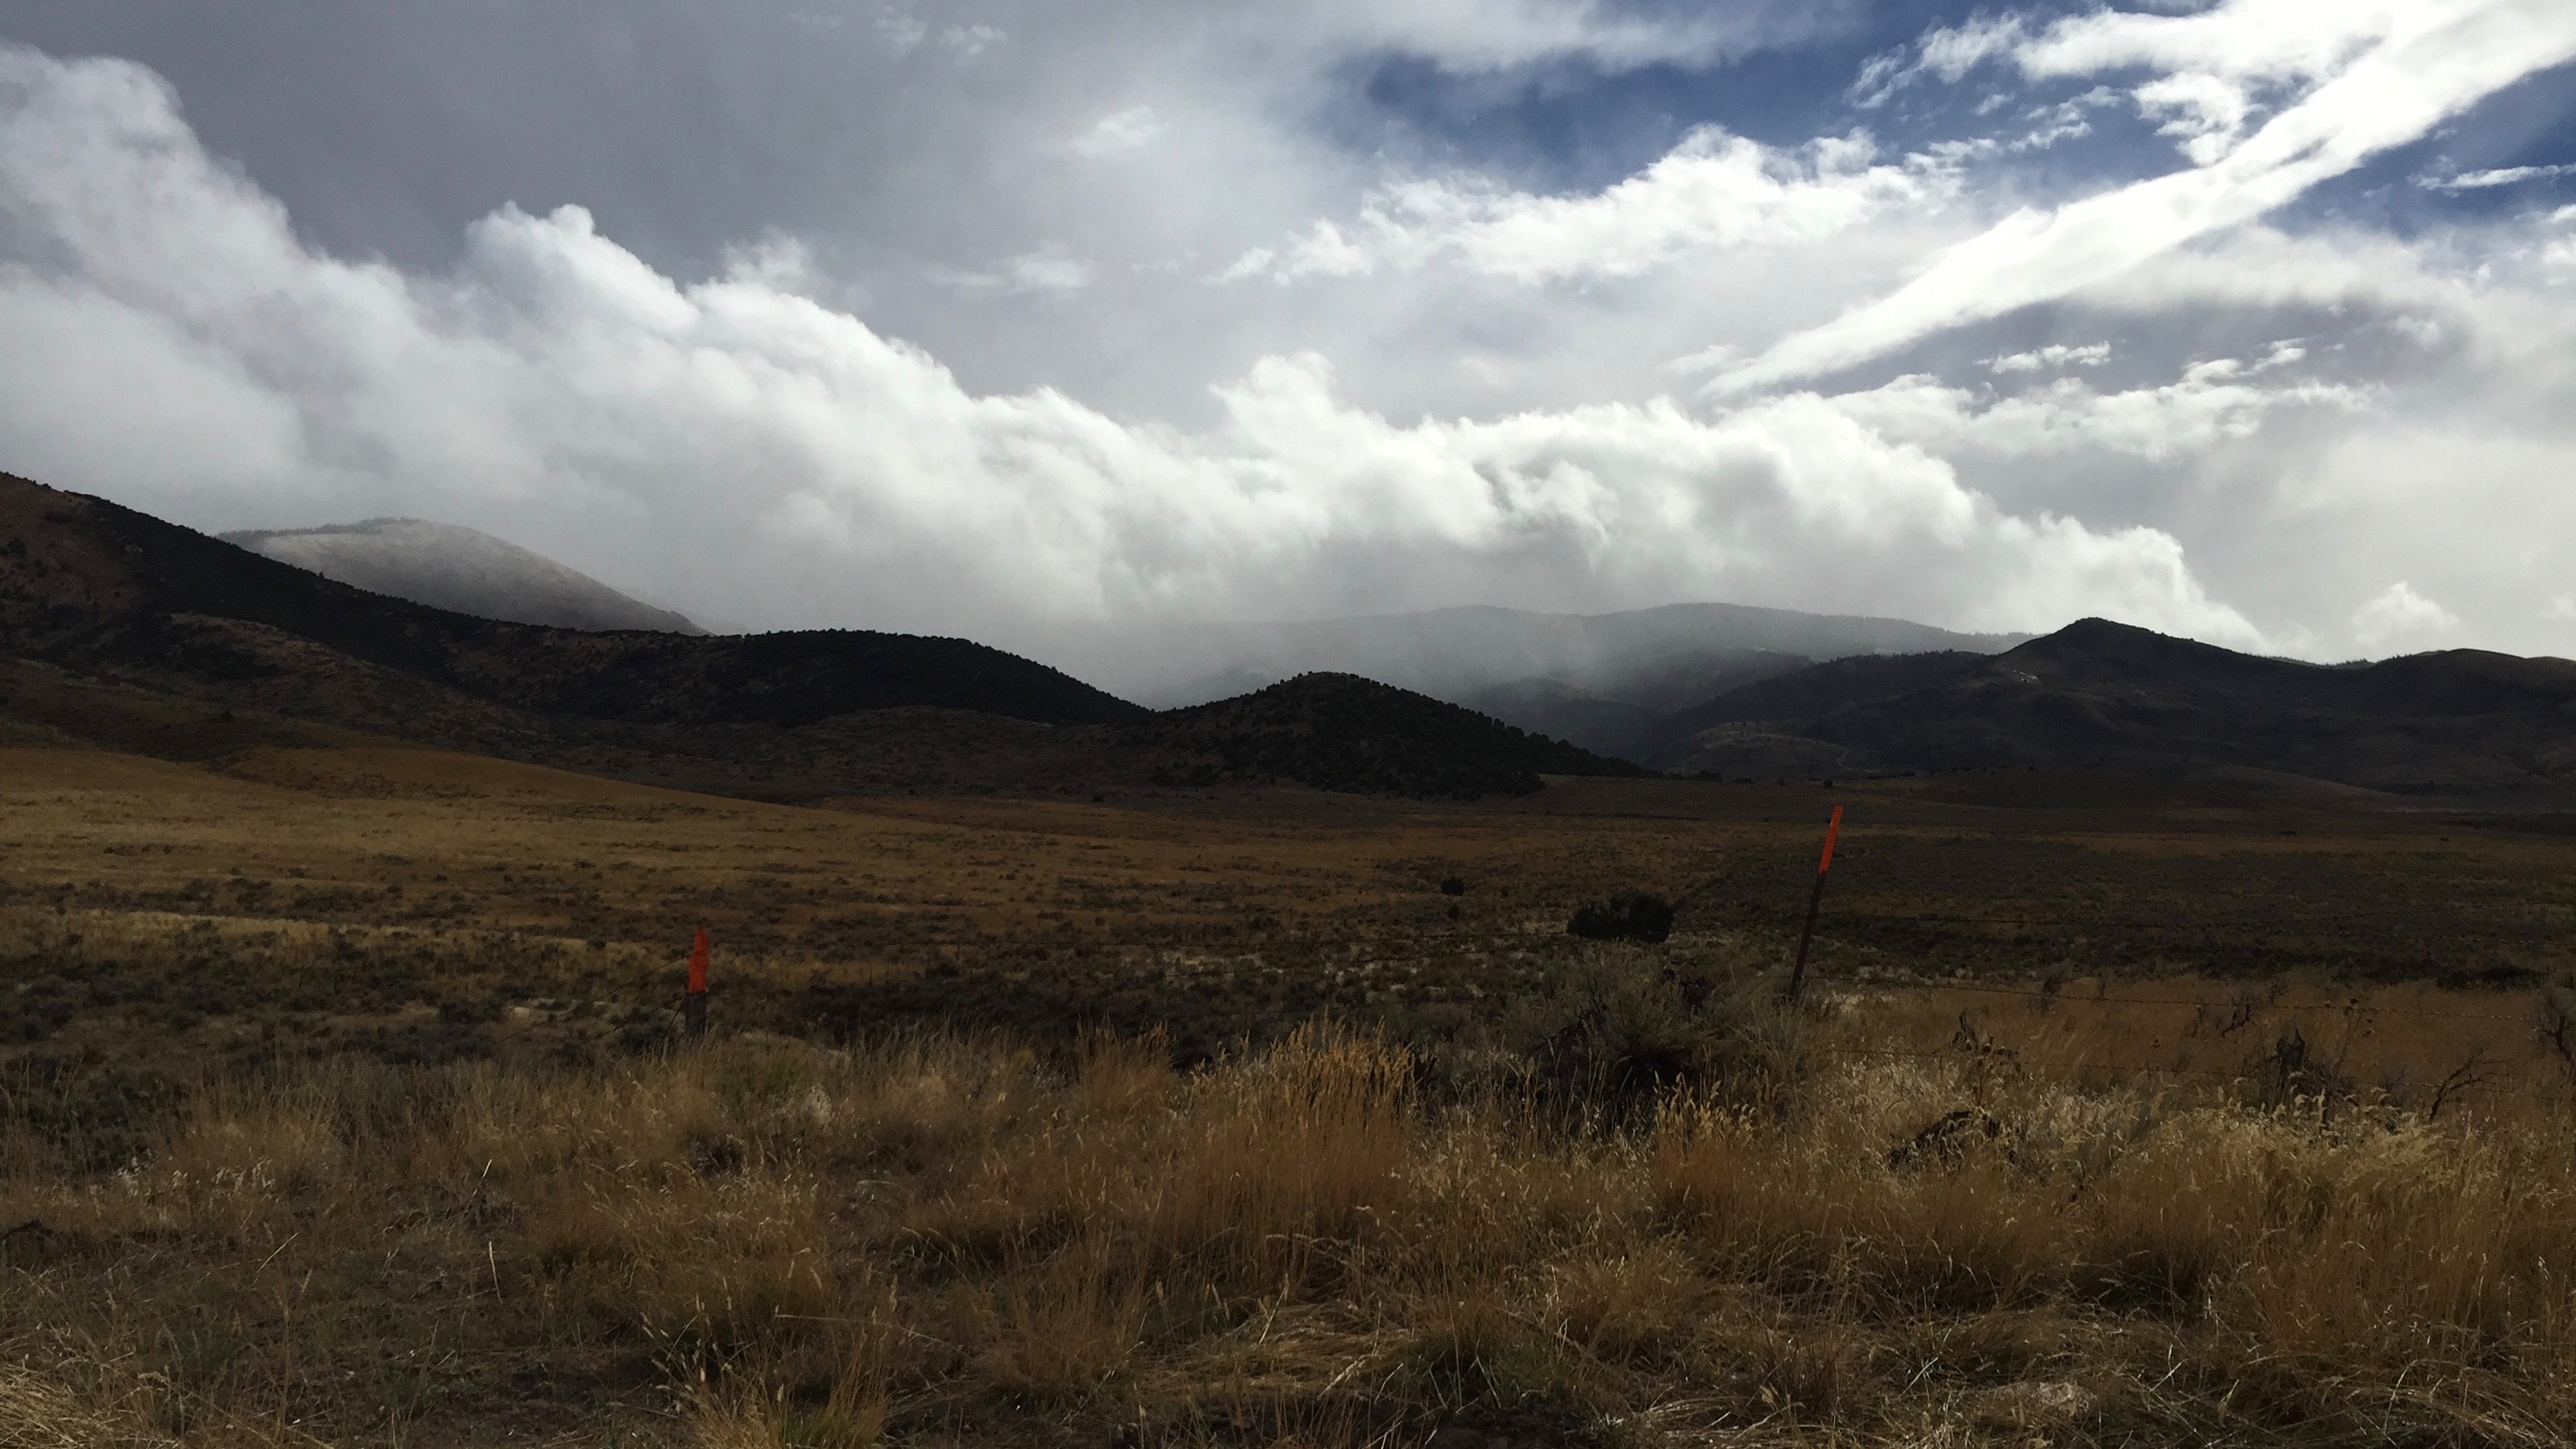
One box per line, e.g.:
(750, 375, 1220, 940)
(6, 742, 2576, 1445)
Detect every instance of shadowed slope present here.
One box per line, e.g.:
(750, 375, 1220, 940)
(1644, 618, 2576, 796)
(1129, 672, 1648, 797)
(0, 472, 1142, 729)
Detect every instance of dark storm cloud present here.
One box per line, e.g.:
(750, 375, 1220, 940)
(1, 2, 893, 269)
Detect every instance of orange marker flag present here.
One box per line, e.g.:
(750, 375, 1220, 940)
(1787, 805, 1844, 1002)
(688, 927, 710, 995)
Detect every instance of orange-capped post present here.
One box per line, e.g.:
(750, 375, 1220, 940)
(684, 927, 710, 1037)
(1786, 806, 1844, 1002)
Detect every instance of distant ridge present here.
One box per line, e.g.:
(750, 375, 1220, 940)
(1046, 601, 2028, 707)
(1029, 601, 2029, 759)
(1644, 617, 2576, 797)
(221, 517, 703, 635)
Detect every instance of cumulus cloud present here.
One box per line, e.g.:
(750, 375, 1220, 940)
(0, 43, 2257, 652)
(1226, 129, 1959, 284)
(2352, 581, 2462, 651)
(1706, 0, 2576, 394)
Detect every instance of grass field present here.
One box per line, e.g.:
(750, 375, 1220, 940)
(6, 741, 2576, 1445)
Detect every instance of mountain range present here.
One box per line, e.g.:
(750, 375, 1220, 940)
(10, 470, 2576, 803)
(1026, 605, 2029, 757)
(204, 509, 2035, 760)
(0, 473, 1633, 798)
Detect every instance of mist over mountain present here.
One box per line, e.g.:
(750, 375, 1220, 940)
(1032, 604, 2028, 758)
(1, 473, 1640, 799)
(221, 519, 704, 635)
(2, 470, 1139, 739)
(17, 466, 2576, 806)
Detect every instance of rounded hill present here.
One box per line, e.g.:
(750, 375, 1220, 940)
(1129, 672, 1648, 797)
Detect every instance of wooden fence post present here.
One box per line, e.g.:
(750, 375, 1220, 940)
(1786, 806, 1843, 1002)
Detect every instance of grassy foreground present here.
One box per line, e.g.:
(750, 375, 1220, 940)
(8, 966, 2574, 1448)
(9, 743, 2576, 1445)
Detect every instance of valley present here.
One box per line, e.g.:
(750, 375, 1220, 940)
(9, 737, 2573, 1078)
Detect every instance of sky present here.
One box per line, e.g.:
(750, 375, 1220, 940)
(0, 1, 2572, 661)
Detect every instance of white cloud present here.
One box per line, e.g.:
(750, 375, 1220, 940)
(11, 8, 2576, 672)
(1279, 0, 1837, 75)
(1229, 128, 1958, 285)
(1066, 105, 1163, 158)
(2421, 163, 2576, 190)
(1215, 247, 1275, 283)
(2545, 595, 2576, 622)
(2014, 0, 2389, 94)
(1847, 51, 1910, 110)
(929, 249, 1095, 293)
(2352, 580, 2461, 650)
(1834, 356, 2368, 464)
(1005, 252, 1093, 291)
(940, 23, 1005, 59)
(1707, 0, 2576, 394)
(2548, 208, 2576, 269)
(1920, 13, 2028, 82)
(0, 45, 2259, 652)
(2132, 70, 2258, 164)
(1986, 343, 2110, 373)
(2010, 87, 2116, 150)
(874, 6, 928, 52)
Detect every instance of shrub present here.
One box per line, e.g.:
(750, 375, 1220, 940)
(1495, 951, 1811, 1114)
(1566, 891, 1673, 944)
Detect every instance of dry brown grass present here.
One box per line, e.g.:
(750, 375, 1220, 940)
(9, 1005, 2576, 1447)
(10, 741, 2576, 1444)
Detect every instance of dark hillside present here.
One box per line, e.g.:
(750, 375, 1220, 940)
(1645, 651, 1986, 736)
(2, 474, 1632, 799)
(1646, 618, 2576, 796)
(0, 472, 1143, 728)
(2353, 649, 2576, 715)
(1129, 673, 1649, 796)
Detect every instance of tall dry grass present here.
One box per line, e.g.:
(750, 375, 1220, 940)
(6, 968, 2576, 1446)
